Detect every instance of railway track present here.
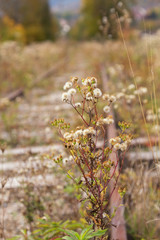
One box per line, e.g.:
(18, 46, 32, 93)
(0, 52, 158, 238)
(0, 48, 91, 237)
(101, 64, 127, 240)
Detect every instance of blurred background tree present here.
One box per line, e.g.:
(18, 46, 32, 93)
(0, 15, 25, 42)
(70, 0, 134, 40)
(0, 0, 58, 43)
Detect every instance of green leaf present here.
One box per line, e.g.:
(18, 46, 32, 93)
(88, 229, 107, 237)
(62, 237, 73, 240)
(7, 237, 21, 240)
(61, 229, 80, 240)
(80, 226, 93, 239)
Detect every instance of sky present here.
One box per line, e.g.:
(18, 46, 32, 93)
(49, 0, 80, 12)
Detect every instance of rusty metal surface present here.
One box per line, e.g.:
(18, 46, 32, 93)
(101, 64, 127, 240)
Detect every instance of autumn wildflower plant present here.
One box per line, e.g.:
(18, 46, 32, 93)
(52, 76, 132, 237)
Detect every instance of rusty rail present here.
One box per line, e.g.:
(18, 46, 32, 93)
(101, 64, 127, 240)
(5, 88, 24, 101)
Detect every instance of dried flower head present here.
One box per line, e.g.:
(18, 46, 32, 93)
(93, 88, 102, 98)
(62, 92, 69, 102)
(102, 94, 110, 101)
(108, 95, 116, 103)
(75, 102, 81, 108)
(68, 88, 76, 96)
(103, 106, 110, 113)
(71, 77, 78, 83)
(63, 81, 72, 90)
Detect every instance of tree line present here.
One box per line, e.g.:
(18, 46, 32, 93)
(0, 0, 133, 43)
(0, 0, 57, 43)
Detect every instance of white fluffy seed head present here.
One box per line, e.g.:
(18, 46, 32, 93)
(68, 88, 76, 96)
(109, 138, 117, 145)
(63, 132, 69, 138)
(88, 127, 96, 135)
(103, 106, 110, 113)
(109, 95, 116, 103)
(83, 127, 96, 136)
(102, 16, 108, 24)
(83, 129, 89, 136)
(62, 92, 69, 102)
(116, 92, 124, 99)
(86, 92, 93, 101)
(97, 117, 114, 126)
(74, 129, 83, 138)
(128, 84, 135, 90)
(71, 77, 78, 83)
(113, 142, 128, 151)
(75, 102, 81, 108)
(63, 132, 73, 140)
(134, 87, 147, 95)
(115, 137, 121, 143)
(93, 88, 102, 98)
(69, 155, 73, 161)
(63, 81, 72, 90)
(103, 117, 114, 124)
(140, 87, 148, 94)
(110, 8, 115, 13)
(102, 94, 110, 101)
(120, 143, 128, 151)
(91, 77, 97, 88)
(91, 77, 97, 83)
(117, 1, 123, 7)
(114, 143, 121, 150)
(109, 137, 121, 145)
(63, 158, 69, 165)
(82, 77, 91, 86)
